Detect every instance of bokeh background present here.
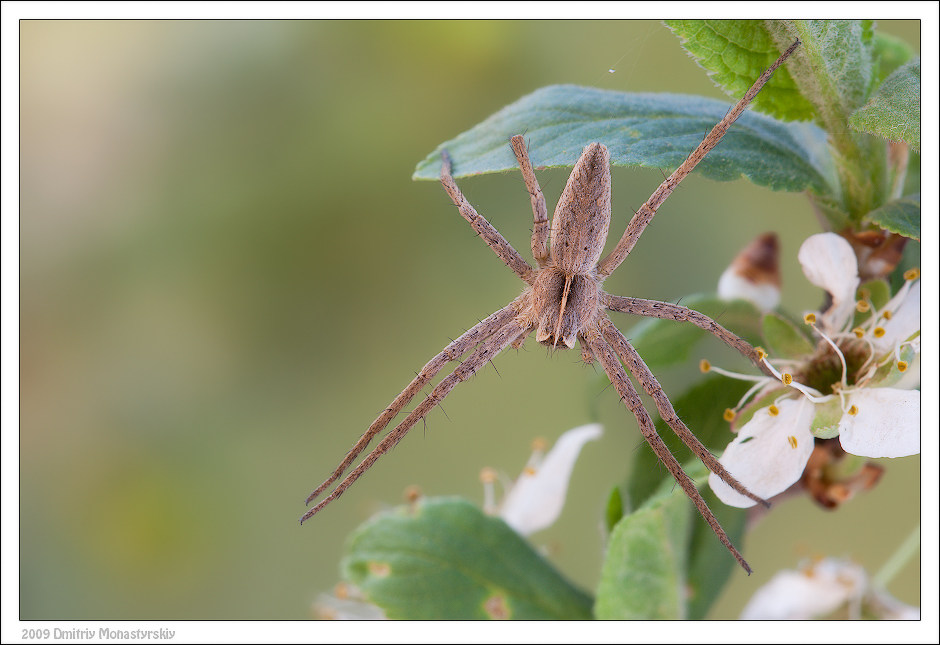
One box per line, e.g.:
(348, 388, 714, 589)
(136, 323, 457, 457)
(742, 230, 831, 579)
(19, 20, 920, 619)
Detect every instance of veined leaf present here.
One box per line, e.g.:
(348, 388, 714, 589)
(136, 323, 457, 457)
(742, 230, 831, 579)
(850, 58, 921, 152)
(340, 497, 594, 620)
(865, 193, 920, 240)
(665, 19, 815, 122)
(595, 483, 692, 619)
(764, 20, 876, 132)
(413, 85, 835, 196)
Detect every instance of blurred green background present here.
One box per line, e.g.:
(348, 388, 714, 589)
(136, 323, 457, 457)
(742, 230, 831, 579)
(19, 20, 920, 619)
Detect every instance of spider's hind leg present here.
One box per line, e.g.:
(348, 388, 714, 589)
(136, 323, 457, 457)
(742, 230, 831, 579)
(583, 323, 754, 574)
(600, 316, 769, 509)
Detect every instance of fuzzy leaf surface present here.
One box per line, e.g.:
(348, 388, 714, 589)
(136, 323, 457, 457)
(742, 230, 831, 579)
(413, 86, 834, 195)
(341, 497, 594, 620)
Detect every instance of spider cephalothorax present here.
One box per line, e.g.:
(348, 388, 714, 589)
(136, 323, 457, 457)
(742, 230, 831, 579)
(303, 41, 800, 574)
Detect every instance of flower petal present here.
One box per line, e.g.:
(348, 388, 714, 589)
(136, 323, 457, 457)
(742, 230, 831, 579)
(740, 558, 866, 619)
(499, 424, 602, 535)
(839, 388, 920, 458)
(874, 279, 920, 353)
(797, 233, 860, 331)
(709, 397, 815, 508)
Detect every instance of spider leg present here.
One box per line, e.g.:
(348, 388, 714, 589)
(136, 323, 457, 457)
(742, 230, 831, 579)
(603, 294, 776, 378)
(599, 315, 769, 508)
(301, 317, 531, 523)
(582, 326, 753, 574)
(304, 302, 519, 509)
(509, 135, 550, 267)
(440, 149, 535, 284)
(596, 40, 800, 278)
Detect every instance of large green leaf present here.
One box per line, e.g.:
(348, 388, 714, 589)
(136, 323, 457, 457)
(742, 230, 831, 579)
(413, 85, 834, 195)
(608, 452, 750, 620)
(665, 19, 816, 122)
(340, 497, 594, 620)
(850, 58, 921, 152)
(594, 484, 692, 619)
(624, 293, 764, 371)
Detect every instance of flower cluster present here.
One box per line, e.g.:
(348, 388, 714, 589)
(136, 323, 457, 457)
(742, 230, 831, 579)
(708, 232, 920, 507)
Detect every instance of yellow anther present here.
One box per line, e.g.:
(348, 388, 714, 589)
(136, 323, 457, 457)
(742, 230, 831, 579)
(404, 484, 423, 503)
(787, 436, 798, 449)
(756, 346, 768, 360)
(700, 359, 711, 373)
(479, 467, 498, 484)
(723, 408, 736, 422)
(523, 466, 537, 476)
(848, 405, 858, 416)
(531, 437, 547, 452)
(852, 327, 865, 338)
(903, 268, 920, 281)
(873, 327, 886, 338)
(782, 373, 793, 385)
(803, 313, 817, 325)
(897, 361, 908, 372)
(768, 405, 780, 417)
(882, 310, 893, 320)
(855, 300, 870, 313)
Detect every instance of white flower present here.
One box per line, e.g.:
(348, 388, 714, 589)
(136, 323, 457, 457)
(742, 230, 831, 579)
(482, 424, 602, 535)
(709, 233, 920, 508)
(740, 557, 919, 620)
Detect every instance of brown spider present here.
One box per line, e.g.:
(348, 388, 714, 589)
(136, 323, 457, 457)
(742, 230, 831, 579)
(303, 41, 799, 573)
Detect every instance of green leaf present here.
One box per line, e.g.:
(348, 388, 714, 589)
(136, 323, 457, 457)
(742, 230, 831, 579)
(872, 32, 916, 83)
(685, 478, 748, 620)
(850, 58, 921, 152)
(627, 294, 764, 371)
(856, 278, 892, 314)
(627, 375, 754, 510)
(868, 343, 917, 389)
(761, 311, 814, 360)
(864, 193, 920, 240)
(412, 85, 835, 195)
(810, 398, 843, 439)
(665, 19, 816, 121)
(763, 20, 886, 220)
(340, 497, 594, 620)
(605, 486, 624, 534)
(594, 484, 692, 619)
(764, 20, 876, 130)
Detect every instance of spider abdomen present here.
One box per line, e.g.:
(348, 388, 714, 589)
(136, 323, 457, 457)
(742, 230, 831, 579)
(550, 142, 611, 274)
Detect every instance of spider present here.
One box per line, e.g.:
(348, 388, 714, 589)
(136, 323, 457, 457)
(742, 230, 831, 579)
(303, 41, 799, 574)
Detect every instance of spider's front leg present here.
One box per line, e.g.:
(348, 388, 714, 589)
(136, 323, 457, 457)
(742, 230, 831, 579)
(604, 295, 776, 377)
(581, 325, 753, 574)
(509, 135, 550, 268)
(596, 39, 800, 278)
(439, 149, 535, 284)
